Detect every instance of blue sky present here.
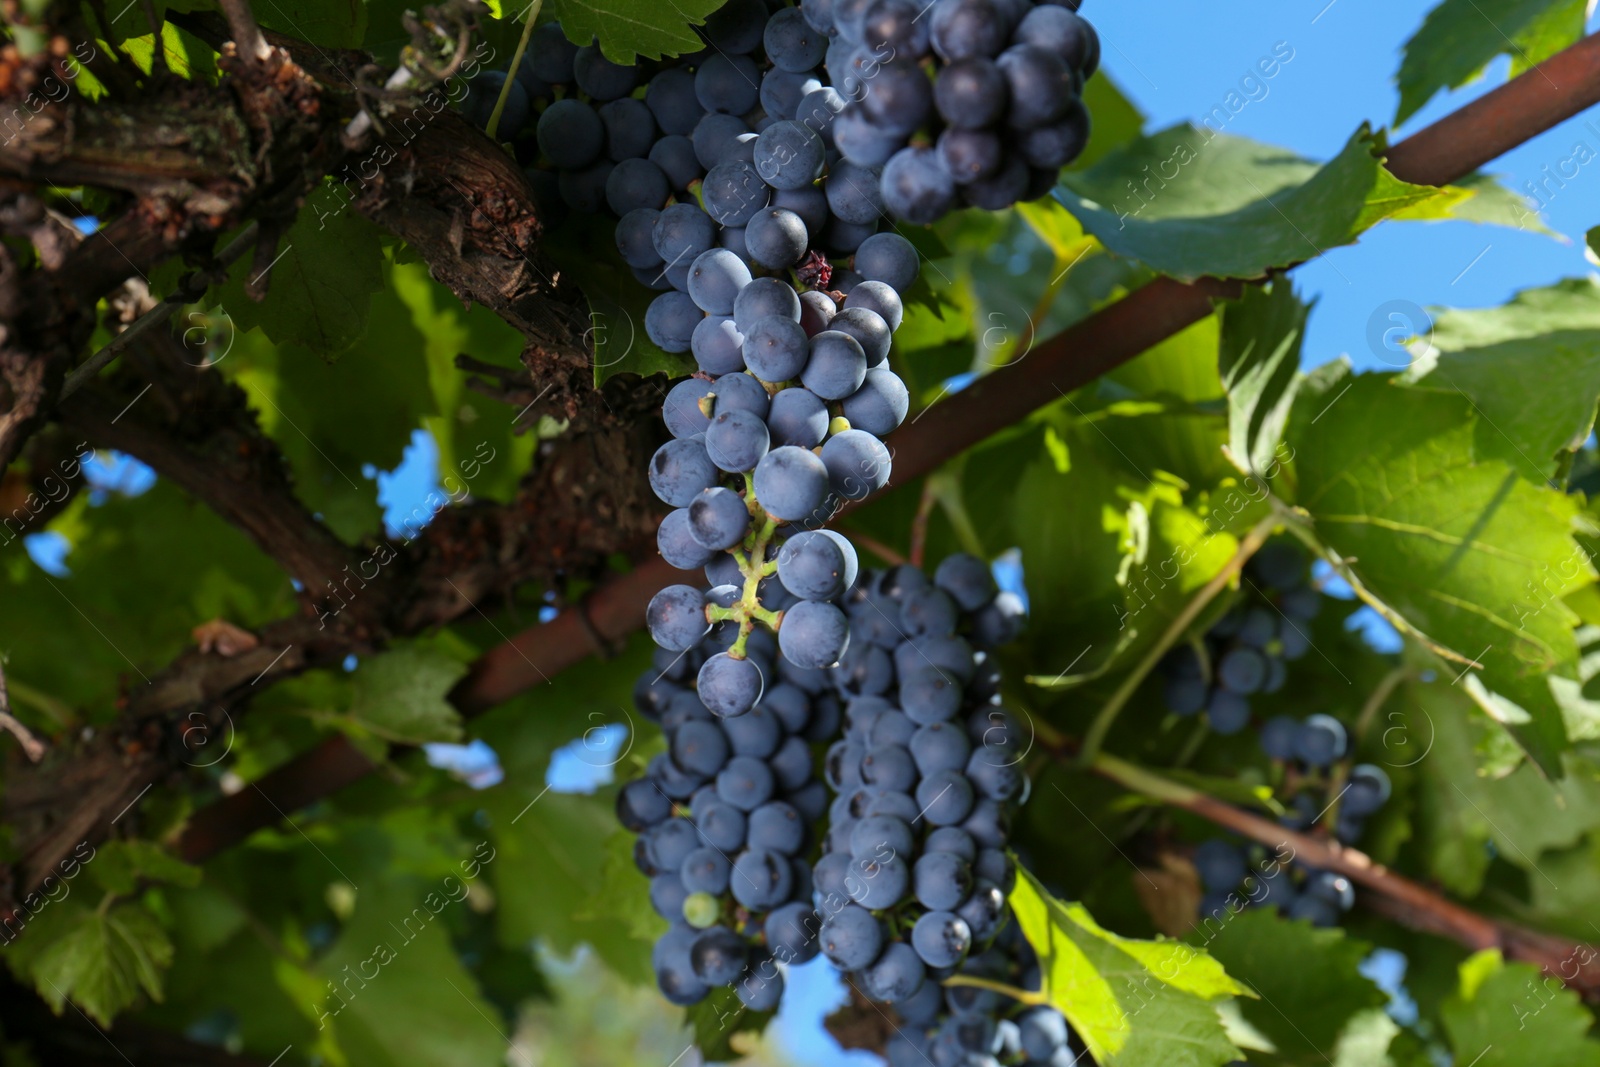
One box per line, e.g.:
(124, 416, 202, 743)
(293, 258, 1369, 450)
(1088, 0, 1600, 371)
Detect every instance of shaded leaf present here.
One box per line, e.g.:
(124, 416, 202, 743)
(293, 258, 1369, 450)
(1197, 910, 1385, 1061)
(1439, 949, 1600, 1066)
(88, 840, 201, 896)
(30, 903, 173, 1026)
(346, 645, 468, 744)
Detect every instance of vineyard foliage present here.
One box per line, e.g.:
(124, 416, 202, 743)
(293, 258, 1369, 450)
(0, 0, 1598, 1065)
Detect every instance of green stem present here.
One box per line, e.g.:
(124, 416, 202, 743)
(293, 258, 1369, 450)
(5, 676, 76, 728)
(486, 0, 542, 143)
(1078, 513, 1278, 767)
(1090, 751, 1202, 806)
(726, 515, 779, 659)
(941, 974, 1048, 1006)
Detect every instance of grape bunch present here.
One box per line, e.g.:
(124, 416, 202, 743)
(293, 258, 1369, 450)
(1157, 541, 1323, 735)
(795, 557, 1061, 1061)
(1191, 714, 1393, 929)
(623, 634, 842, 1010)
(820, 0, 1100, 220)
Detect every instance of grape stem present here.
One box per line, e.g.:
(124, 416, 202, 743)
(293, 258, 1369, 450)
(727, 514, 780, 659)
(940, 974, 1048, 1006)
(1077, 513, 1280, 767)
(1353, 665, 1416, 742)
(485, 0, 542, 143)
(1087, 750, 1600, 999)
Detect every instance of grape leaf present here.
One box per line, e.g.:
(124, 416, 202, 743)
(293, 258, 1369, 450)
(253, 0, 369, 48)
(312, 878, 505, 1066)
(541, 218, 693, 388)
(1402, 279, 1600, 480)
(1395, 0, 1587, 124)
(1074, 72, 1146, 171)
(1407, 676, 1600, 896)
(1197, 910, 1385, 1061)
(216, 206, 387, 359)
(87, 840, 202, 896)
(346, 644, 468, 744)
(28, 902, 174, 1026)
(1218, 282, 1310, 479)
(1010, 865, 1248, 1067)
(1054, 125, 1463, 282)
(550, 0, 725, 63)
(1446, 172, 1552, 235)
(686, 985, 773, 1062)
(1288, 367, 1594, 773)
(1439, 950, 1600, 1067)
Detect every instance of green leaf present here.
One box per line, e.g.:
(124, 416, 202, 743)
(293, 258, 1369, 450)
(253, 0, 369, 48)
(1439, 950, 1600, 1066)
(1395, 0, 1587, 124)
(685, 984, 773, 1062)
(29, 903, 173, 1026)
(1054, 125, 1461, 282)
(1074, 72, 1146, 171)
(1010, 865, 1247, 1067)
(1217, 283, 1310, 478)
(216, 206, 388, 358)
(346, 645, 468, 744)
(1407, 676, 1600, 896)
(542, 218, 693, 387)
(1197, 910, 1385, 1061)
(1446, 172, 1552, 234)
(87, 840, 202, 896)
(549, 0, 725, 63)
(313, 878, 506, 1066)
(1403, 278, 1600, 481)
(1288, 367, 1594, 772)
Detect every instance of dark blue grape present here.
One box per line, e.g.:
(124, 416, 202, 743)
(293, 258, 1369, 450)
(692, 316, 747, 375)
(694, 796, 748, 852)
(961, 798, 1009, 848)
(1165, 675, 1208, 716)
(962, 153, 1029, 210)
(700, 653, 766, 718)
(862, 941, 926, 1002)
(688, 248, 754, 315)
(655, 922, 710, 1005)
(1294, 714, 1348, 767)
(820, 428, 892, 501)
(924, 826, 977, 861)
(971, 590, 1025, 647)
(833, 108, 906, 167)
(779, 599, 852, 669)
(696, 53, 762, 115)
(688, 486, 752, 550)
(710, 370, 772, 418)
(464, 71, 529, 136)
(742, 314, 811, 382)
(536, 98, 604, 170)
(930, 0, 1008, 61)
(909, 722, 971, 777)
(734, 277, 803, 331)
(732, 848, 793, 909)
(1217, 646, 1268, 694)
(826, 308, 892, 370)
(681, 846, 733, 895)
(1019, 101, 1090, 169)
(650, 870, 690, 918)
(1016, 5, 1095, 70)
(648, 135, 701, 192)
(647, 818, 702, 871)
(748, 800, 805, 855)
(826, 159, 887, 224)
(617, 777, 673, 831)
(690, 925, 748, 985)
(763, 5, 829, 72)
(647, 584, 710, 651)
(703, 160, 772, 227)
(860, 744, 918, 792)
(777, 530, 856, 601)
(599, 97, 656, 161)
(1207, 689, 1251, 734)
(901, 585, 959, 637)
(932, 554, 996, 611)
(843, 280, 904, 330)
(799, 289, 839, 337)
(1288, 894, 1341, 928)
(1259, 715, 1299, 760)
(767, 387, 830, 448)
(860, 61, 935, 137)
(1193, 839, 1247, 891)
(917, 767, 977, 825)
(914, 849, 974, 911)
(862, 0, 931, 56)
(556, 159, 613, 214)
(850, 813, 915, 859)
(761, 67, 822, 121)
(529, 22, 579, 84)
(616, 207, 664, 269)
(646, 68, 705, 136)
(736, 951, 785, 1010)
(692, 112, 753, 171)
(766, 902, 821, 964)
(956, 879, 1007, 943)
(746, 207, 811, 270)
(800, 331, 867, 400)
(911, 911, 971, 969)
(1343, 764, 1391, 817)
(573, 44, 638, 101)
(649, 438, 718, 506)
(654, 204, 717, 269)
(996, 45, 1074, 128)
(847, 853, 909, 909)
(658, 508, 719, 569)
(882, 145, 958, 224)
(938, 127, 1004, 184)
(852, 232, 919, 292)
(754, 119, 827, 190)
(796, 86, 846, 144)
(702, 0, 766, 53)
(1017, 1007, 1069, 1061)
(605, 158, 669, 216)
(722, 130, 760, 164)
(754, 446, 831, 521)
(934, 56, 1008, 131)
(820, 903, 883, 970)
(705, 407, 769, 472)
